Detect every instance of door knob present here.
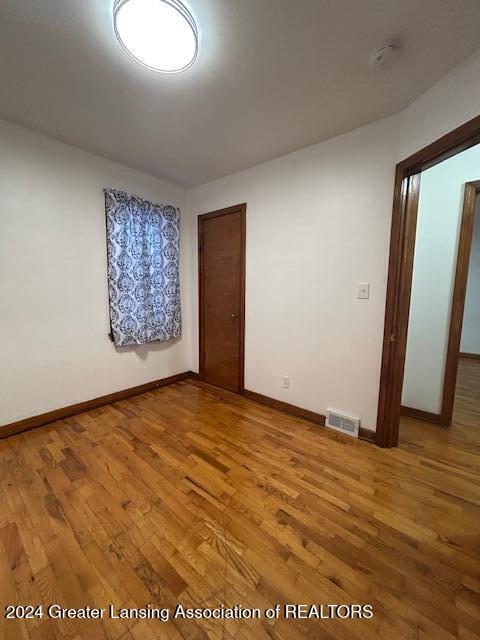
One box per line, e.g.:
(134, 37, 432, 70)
(231, 313, 238, 319)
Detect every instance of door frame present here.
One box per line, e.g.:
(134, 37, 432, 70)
(198, 203, 247, 393)
(376, 113, 480, 447)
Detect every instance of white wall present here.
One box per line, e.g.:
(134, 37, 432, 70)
(461, 198, 480, 355)
(402, 144, 480, 414)
(398, 50, 480, 161)
(187, 116, 399, 430)
(0, 118, 192, 425)
(3, 47, 480, 432)
(186, 49, 480, 432)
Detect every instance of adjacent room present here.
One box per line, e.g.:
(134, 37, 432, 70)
(401, 144, 480, 450)
(1, 1, 479, 639)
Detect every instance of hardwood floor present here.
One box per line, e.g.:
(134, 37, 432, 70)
(1, 375, 479, 640)
(400, 356, 480, 458)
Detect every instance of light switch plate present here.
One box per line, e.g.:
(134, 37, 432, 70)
(358, 282, 370, 299)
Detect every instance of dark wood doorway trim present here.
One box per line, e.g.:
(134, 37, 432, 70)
(198, 203, 246, 393)
(376, 113, 480, 447)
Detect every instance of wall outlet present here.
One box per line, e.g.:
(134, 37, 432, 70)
(282, 376, 290, 389)
(358, 282, 370, 299)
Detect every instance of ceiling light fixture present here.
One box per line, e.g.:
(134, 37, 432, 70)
(113, 0, 198, 73)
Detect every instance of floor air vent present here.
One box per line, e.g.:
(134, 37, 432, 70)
(325, 409, 360, 437)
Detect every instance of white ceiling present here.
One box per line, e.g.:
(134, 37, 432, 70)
(1, 0, 480, 187)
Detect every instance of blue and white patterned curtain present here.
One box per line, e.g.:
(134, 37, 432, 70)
(104, 188, 181, 347)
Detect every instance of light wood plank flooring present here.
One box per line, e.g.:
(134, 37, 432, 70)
(1, 368, 479, 640)
(400, 356, 480, 463)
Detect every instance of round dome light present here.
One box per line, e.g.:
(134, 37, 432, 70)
(113, 0, 198, 73)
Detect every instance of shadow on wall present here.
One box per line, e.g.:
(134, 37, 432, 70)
(114, 337, 181, 361)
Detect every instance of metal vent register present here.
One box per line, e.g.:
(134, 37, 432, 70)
(325, 409, 360, 437)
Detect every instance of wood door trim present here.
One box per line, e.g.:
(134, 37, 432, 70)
(376, 113, 480, 447)
(376, 172, 421, 447)
(440, 181, 480, 425)
(198, 203, 246, 393)
(197, 204, 246, 222)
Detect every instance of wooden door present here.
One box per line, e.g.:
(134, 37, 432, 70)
(198, 204, 246, 392)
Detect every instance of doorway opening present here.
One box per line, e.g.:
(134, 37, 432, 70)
(401, 178, 480, 428)
(376, 114, 480, 447)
